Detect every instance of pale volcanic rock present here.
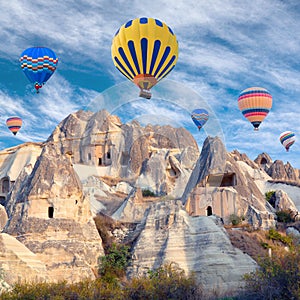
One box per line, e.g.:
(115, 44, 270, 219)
(0, 233, 48, 285)
(128, 200, 257, 295)
(4, 141, 104, 283)
(0, 205, 8, 231)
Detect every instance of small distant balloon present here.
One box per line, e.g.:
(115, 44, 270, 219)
(20, 47, 58, 93)
(6, 117, 22, 135)
(279, 131, 295, 152)
(191, 109, 209, 130)
(238, 87, 272, 130)
(111, 17, 179, 99)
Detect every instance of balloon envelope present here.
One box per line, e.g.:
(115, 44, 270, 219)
(191, 109, 209, 130)
(238, 87, 272, 130)
(20, 47, 58, 92)
(279, 131, 295, 152)
(111, 17, 178, 99)
(6, 117, 22, 135)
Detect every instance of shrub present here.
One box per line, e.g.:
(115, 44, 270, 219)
(267, 228, 293, 247)
(98, 243, 131, 281)
(242, 245, 300, 299)
(125, 262, 203, 299)
(229, 214, 244, 226)
(265, 191, 276, 207)
(142, 189, 156, 197)
(276, 210, 294, 223)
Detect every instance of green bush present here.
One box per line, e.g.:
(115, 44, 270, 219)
(265, 191, 276, 207)
(0, 263, 203, 300)
(98, 243, 131, 281)
(125, 262, 203, 299)
(267, 228, 293, 247)
(276, 210, 294, 223)
(142, 189, 156, 197)
(229, 214, 244, 226)
(242, 245, 300, 300)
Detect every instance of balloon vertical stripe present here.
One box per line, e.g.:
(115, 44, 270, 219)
(114, 57, 133, 79)
(149, 40, 161, 74)
(141, 38, 148, 74)
(128, 41, 140, 74)
(154, 46, 171, 77)
(118, 47, 136, 77)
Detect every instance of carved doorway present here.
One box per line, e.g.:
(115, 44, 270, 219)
(206, 206, 212, 216)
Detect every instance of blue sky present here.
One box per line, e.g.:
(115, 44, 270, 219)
(1, 0, 300, 167)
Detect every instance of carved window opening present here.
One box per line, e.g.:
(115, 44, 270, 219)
(206, 206, 212, 216)
(98, 158, 102, 166)
(107, 151, 111, 159)
(48, 207, 54, 218)
(88, 153, 91, 160)
(1, 178, 10, 193)
(0, 196, 5, 206)
(220, 173, 236, 187)
(75, 200, 78, 205)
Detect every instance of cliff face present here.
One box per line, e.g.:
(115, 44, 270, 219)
(127, 200, 257, 296)
(49, 110, 199, 198)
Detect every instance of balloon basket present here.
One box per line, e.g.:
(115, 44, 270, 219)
(139, 89, 152, 99)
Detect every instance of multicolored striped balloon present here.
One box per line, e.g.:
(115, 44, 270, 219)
(6, 117, 22, 135)
(279, 131, 295, 152)
(111, 17, 178, 99)
(238, 87, 272, 130)
(191, 109, 209, 130)
(20, 47, 58, 93)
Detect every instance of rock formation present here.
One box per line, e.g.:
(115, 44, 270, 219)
(182, 137, 276, 229)
(1, 109, 300, 296)
(4, 140, 104, 283)
(127, 200, 257, 296)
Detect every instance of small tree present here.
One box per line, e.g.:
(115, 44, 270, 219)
(229, 214, 244, 226)
(265, 191, 276, 207)
(98, 243, 131, 282)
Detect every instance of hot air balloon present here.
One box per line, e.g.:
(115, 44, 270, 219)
(6, 117, 22, 135)
(191, 109, 209, 130)
(20, 47, 58, 93)
(238, 87, 272, 130)
(280, 131, 295, 152)
(111, 17, 179, 99)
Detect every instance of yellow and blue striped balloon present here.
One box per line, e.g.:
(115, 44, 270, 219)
(238, 87, 272, 130)
(111, 17, 179, 99)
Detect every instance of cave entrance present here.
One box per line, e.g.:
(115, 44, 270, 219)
(48, 207, 54, 218)
(206, 206, 213, 216)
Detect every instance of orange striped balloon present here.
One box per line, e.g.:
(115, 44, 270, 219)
(238, 87, 272, 130)
(6, 116, 22, 135)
